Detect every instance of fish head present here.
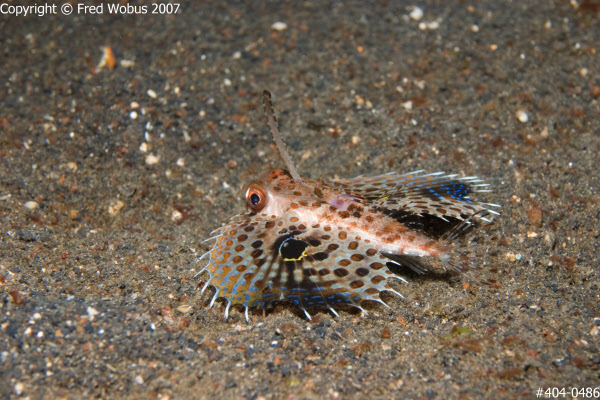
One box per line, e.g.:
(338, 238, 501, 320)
(243, 168, 318, 217)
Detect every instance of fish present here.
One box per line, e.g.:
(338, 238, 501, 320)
(197, 90, 500, 321)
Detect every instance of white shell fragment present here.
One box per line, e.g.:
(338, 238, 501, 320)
(409, 6, 423, 21)
(516, 110, 529, 123)
(24, 201, 39, 210)
(271, 21, 288, 31)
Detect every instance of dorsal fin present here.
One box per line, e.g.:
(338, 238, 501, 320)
(262, 90, 303, 183)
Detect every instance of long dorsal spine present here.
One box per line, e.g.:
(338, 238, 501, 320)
(262, 90, 303, 183)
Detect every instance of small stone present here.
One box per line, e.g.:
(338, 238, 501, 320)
(147, 89, 158, 99)
(130, 111, 138, 120)
(516, 110, 528, 123)
(271, 21, 288, 31)
(135, 375, 144, 385)
(24, 201, 39, 210)
(171, 210, 183, 222)
(120, 59, 135, 68)
(108, 200, 125, 216)
(145, 153, 160, 165)
(66, 161, 78, 172)
(419, 20, 440, 30)
(227, 159, 237, 169)
(13, 382, 24, 395)
(177, 305, 192, 314)
(87, 306, 99, 317)
(427, 20, 440, 30)
(409, 6, 423, 21)
(9, 290, 25, 305)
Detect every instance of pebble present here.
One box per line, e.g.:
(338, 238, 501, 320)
(409, 6, 423, 21)
(65, 161, 78, 172)
(176, 305, 192, 313)
(120, 59, 135, 68)
(147, 89, 157, 99)
(171, 210, 183, 222)
(271, 21, 287, 31)
(516, 110, 529, 123)
(87, 306, 99, 317)
(13, 382, 24, 395)
(24, 201, 39, 210)
(108, 200, 125, 216)
(145, 154, 160, 165)
(419, 20, 440, 30)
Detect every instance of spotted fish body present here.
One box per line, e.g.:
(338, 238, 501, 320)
(198, 91, 500, 321)
(199, 167, 499, 320)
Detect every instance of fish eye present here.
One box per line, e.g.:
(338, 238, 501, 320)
(245, 183, 267, 211)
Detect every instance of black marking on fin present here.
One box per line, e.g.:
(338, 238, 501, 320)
(279, 238, 308, 261)
(376, 208, 466, 240)
(440, 210, 491, 241)
(382, 252, 428, 275)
